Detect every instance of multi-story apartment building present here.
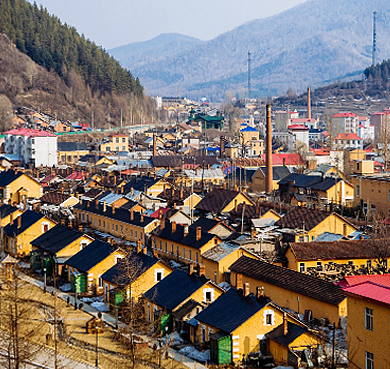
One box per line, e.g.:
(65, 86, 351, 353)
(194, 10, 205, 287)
(100, 134, 129, 153)
(4, 128, 57, 167)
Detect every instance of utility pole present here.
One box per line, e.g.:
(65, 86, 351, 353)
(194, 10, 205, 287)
(372, 11, 377, 66)
(384, 109, 389, 172)
(247, 51, 251, 100)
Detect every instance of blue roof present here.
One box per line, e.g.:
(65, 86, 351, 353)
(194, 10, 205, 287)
(240, 126, 258, 132)
(314, 232, 347, 242)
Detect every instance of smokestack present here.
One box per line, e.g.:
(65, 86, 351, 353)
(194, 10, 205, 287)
(153, 133, 157, 156)
(244, 282, 250, 297)
(283, 312, 288, 336)
(307, 87, 311, 120)
(220, 136, 225, 158)
(265, 104, 273, 193)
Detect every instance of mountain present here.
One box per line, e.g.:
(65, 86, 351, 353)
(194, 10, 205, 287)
(109, 33, 205, 70)
(0, 0, 153, 129)
(119, 0, 390, 100)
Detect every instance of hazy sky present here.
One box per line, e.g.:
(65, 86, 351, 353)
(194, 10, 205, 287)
(30, 0, 307, 49)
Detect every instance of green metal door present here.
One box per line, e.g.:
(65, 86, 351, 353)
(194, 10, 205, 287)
(218, 334, 232, 364)
(43, 257, 53, 276)
(160, 313, 172, 336)
(72, 272, 87, 293)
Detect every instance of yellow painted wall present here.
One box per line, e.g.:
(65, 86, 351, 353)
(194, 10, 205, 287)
(184, 194, 202, 209)
(223, 193, 254, 212)
(2, 174, 43, 203)
(351, 176, 390, 217)
(260, 209, 281, 221)
(88, 249, 127, 294)
(100, 135, 129, 153)
(230, 271, 346, 323)
(286, 247, 388, 273)
(0, 209, 22, 227)
(74, 207, 159, 243)
(251, 170, 279, 192)
(347, 294, 390, 369)
(325, 181, 354, 206)
(153, 234, 221, 264)
(58, 150, 89, 164)
(294, 214, 357, 242)
(201, 249, 260, 284)
(5, 216, 56, 256)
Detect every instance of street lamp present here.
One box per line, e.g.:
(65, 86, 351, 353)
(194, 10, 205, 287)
(95, 312, 102, 368)
(43, 267, 47, 293)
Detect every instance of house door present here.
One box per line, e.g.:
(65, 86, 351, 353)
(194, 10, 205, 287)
(259, 339, 267, 354)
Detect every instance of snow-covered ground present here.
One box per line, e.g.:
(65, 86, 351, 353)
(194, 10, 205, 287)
(178, 346, 210, 363)
(163, 331, 184, 346)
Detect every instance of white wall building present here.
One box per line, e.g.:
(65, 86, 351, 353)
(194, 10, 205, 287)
(331, 113, 359, 134)
(4, 129, 57, 167)
(288, 124, 309, 151)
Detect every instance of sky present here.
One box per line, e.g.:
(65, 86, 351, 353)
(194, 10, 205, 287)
(30, 0, 307, 49)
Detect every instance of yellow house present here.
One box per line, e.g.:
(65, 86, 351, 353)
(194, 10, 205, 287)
(0, 203, 23, 227)
(152, 221, 222, 264)
(267, 319, 320, 367)
(4, 210, 56, 256)
(57, 141, 89, 164)
(193, 286, 318, 364)
(195, 188, 254, 214)
(200, 242, 261, 284)
(100, 134, 129, 153)
(101, 248, 172, 305)
(275, 207, 357, 242)
(286, 238, 390, 273)
(123, 176, 173, 198)
(74, 200, 160, 243)
(0, 169, 43, 203)
(260, 209, 281, 221)
(351, 174, 390, 218)
(344, 281, 390, 369)
(251, 167, 291, 192)
(30, 224, 94, 273)
(143, 267, 224, 335)
(229, 256, 347, 323)
(348, 148, 366, 162)
(65, 239, 126, 294)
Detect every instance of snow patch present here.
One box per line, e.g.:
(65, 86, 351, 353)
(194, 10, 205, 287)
(90, 301, 109, 312)
(59, 283, 71, 292)
(178, 346, 210, 363)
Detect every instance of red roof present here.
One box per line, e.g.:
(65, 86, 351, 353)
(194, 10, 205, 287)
(334, 133, 362, 140)
(288, 124, 309, 130)
(343, 281, 390, 307)
(358, 116, 368, 120)
(290, 118, 317, 123)
(332, 112, 358, 118)
(150, 208, 170, 218)
(260, 153, 304, 166)
(374, 161, 384, 167)
(338, 275, 390, 288)
(371, 112, 385, 116)
(66, 171, 87, 180)
(4, 128, 56, 137)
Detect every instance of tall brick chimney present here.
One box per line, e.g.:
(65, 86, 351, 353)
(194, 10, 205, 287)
(153, 133, 157, 156)
(307, 87, 311, 120)
(265, 104, 273, 193)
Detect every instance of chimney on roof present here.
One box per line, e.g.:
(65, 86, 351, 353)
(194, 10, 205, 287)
(265, 104, 273, 193)
(153, 248, 158, 258)
(17, 216, 21, 229)
(172, 188, 174, 197)
(236, 273, 243, 290)
(283, 312, 288, 336)
(153, 133, 157, 156)
(188, 264, 195, 276)
(112, 204, 115, 215)
(10, 213, 13, 226)
(196, 226, 201, 241)
(130, 210, 134, 221)
(160, 219, 165, 230)
(143, 245, 147, 255)
(95, 199, 98, 207)
(131, 187, 134, 196)
(307, 87, 311, 120)
(171, 221, 176, 234)
(244, 282, 250, 297)
(136, 240, 142, 253)
(78, 223, 83, 232)
(180, 188, 183, 199)
(234, 199, 238, 212)
(60, 218, 65, 226)
(256, 286, 264, 299)
(103, 201, 106, 212)
(183, 224, 189, 237)
(199, 264, 206, 277)
(140, 212, 144, 223)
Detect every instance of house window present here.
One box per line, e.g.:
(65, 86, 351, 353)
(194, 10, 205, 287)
(103, 221, 105, 228)
(366, 352, 374, 369)
(98, 219, 101, 227)
(116, 225, 118, 232)
(165, 242, 167, 252)
(159, 240, 162, 250)
(263, 310, 275, 326)
(171, 244, 174, 253)
(196, 253, 199, 263)
(348, 260, 354, 265)
(189, 250, 192, 260)
(203, 288, 214, 303)
(201, 326, 206, 342)
(42, 222, 50, 233)
(122, 138, 126, 143)
(365, 307, 373, 330)
(317, 261, 322, 269)
(98, 275, 103, 288)
(116, 146, 119, 151)
(298, 235, 304, 242)
(299, 263, 305, 273)
(367, 260, 372, 268)
(155, 269, 164, 282)
(356, 185, 360, 197)
(177, 246, 179, 256)
(371, 204, 376, 212)
(183, 248, 185, 258)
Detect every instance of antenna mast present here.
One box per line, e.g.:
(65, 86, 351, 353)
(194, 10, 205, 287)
(247, 51, 251, 100)
(372, 11, 377, 66)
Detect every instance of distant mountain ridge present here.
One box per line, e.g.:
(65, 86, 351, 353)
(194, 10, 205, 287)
(109, 33, 205, 70)
(111, 0, 390, 101)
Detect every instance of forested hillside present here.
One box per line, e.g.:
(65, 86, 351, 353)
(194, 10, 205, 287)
(0, 0, 156, 131)
(0, 0, 143, 97)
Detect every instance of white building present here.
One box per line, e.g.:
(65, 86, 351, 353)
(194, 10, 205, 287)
(288, 124, 309, 151)
(334, 133, 363, 150)
(331, 113, 359, 134)
(4, 129, 57, 167)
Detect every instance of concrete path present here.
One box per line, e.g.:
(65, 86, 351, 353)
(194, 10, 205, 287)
(18, 273, 208, 369)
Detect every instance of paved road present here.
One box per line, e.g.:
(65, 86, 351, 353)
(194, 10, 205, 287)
(19, 273, 208, 369)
